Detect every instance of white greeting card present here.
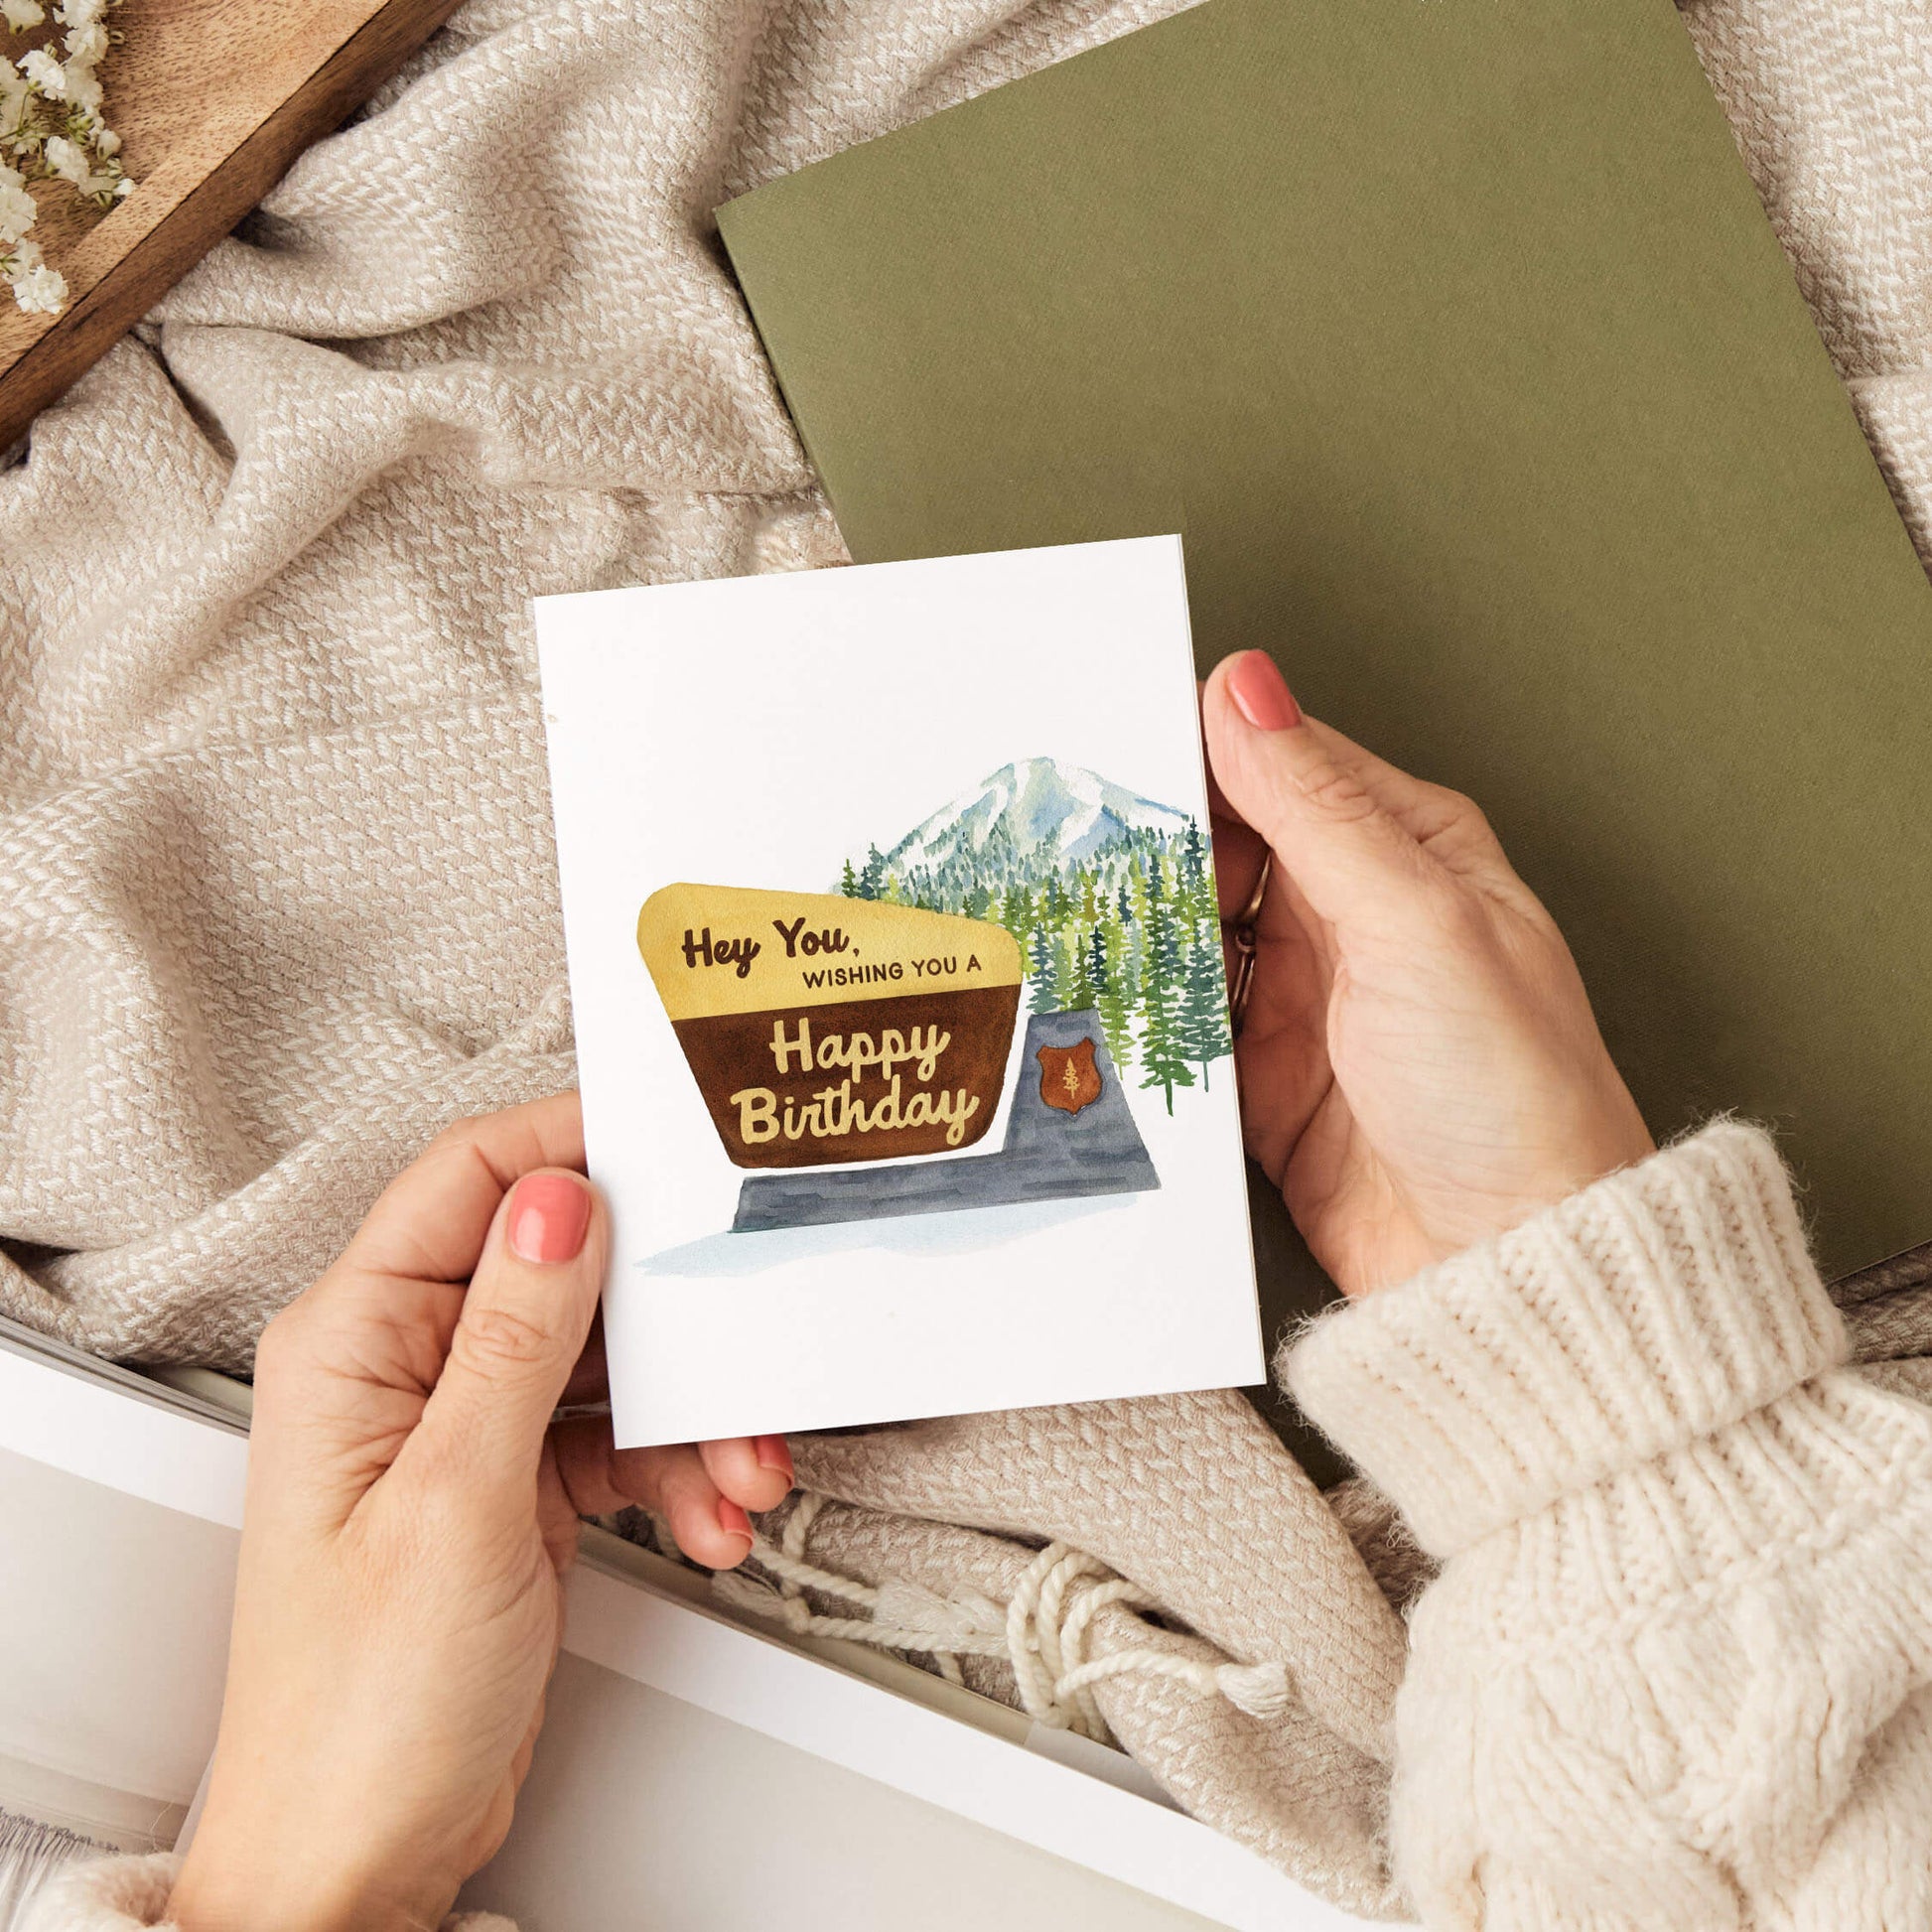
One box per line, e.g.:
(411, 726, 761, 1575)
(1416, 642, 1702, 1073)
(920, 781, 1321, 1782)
(536, 536, 1263, 1447)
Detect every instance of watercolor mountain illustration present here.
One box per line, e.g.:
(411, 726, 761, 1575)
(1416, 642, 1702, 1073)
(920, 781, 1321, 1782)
(837, 759, 1230, 1110)
(880, 759, 1189, 880)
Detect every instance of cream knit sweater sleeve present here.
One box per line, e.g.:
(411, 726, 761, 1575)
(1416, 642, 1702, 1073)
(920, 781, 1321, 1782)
(1286, 1120, 1932, 1931)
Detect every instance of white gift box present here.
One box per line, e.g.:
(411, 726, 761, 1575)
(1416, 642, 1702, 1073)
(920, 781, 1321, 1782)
(0, 1330, 1374, 1931)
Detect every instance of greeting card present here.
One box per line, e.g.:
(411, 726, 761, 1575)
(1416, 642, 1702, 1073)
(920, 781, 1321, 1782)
(536, 537, 1263, 1447)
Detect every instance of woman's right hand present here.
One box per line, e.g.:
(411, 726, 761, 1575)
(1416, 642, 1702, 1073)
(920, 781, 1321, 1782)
(1201, 650, 1654, 1300)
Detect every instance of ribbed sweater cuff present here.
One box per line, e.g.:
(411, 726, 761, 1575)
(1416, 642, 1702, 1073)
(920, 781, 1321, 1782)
(1283, 1122, 1848, 1558)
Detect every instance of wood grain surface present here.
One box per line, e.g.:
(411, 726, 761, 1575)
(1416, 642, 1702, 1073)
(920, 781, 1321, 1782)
(0, 0, 465, 452)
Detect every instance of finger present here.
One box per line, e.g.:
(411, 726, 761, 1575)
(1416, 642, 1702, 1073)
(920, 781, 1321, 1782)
(561, 1311, 609, 1409)
(1209, 806, 1270, 921)
(1203, 653, 1445, 936)
(1201, 690, 1249, 831)
(1207, 658, 1449, 838)
(262, 1096, 588, 1436)
(657, 1452, 756, 1570)
(551, 1419, 758, 1570)
(1294, 720, 1512, 881)
(403, 1169, 608, 1499)
(1201, 695, 1272, 917)
(341, 1093, 587, 1286)
(700, 1435, 794, 1513)
(1214, 671, 1513, 887)
(537, 1435, 588, 1576)
(1285, 715, 1537, 916)
(1205, 760, 1256, 839)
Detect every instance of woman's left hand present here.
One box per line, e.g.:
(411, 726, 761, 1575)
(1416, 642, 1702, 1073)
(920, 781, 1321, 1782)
(168, 1093, 792, 1932)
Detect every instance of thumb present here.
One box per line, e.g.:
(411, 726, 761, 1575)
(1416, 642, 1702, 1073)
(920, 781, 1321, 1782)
(414, 1169, 609, 1495)
(1203, 651, 1433, 936)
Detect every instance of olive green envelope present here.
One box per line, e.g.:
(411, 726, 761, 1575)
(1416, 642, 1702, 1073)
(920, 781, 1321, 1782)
(716, 0, 1932, 1296)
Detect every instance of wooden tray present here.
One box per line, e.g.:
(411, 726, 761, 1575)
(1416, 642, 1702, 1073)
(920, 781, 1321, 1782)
(0, 0, 462, 452)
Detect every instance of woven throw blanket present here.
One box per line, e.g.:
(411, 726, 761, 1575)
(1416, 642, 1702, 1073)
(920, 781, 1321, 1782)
(3, 0, 1930, 1913)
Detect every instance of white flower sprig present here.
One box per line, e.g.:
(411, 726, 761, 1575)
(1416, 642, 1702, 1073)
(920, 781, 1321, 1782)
(0, 0, 133, 317)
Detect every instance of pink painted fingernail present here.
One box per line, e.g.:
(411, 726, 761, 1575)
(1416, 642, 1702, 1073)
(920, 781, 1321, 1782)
(507, 1173, 592, 1264)
(756, 1435, 794, 1486)
(717, 1497, 754, 1545)
(1226, 651, 1302, 732)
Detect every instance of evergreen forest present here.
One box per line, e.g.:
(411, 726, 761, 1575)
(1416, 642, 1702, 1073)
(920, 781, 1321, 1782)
(837, 816, 1231, 1113)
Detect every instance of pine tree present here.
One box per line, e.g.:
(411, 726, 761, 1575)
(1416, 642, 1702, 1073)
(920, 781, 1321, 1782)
(1177, 912, 1231, 1088)
(1179, 815, 1215, 923)
(1138, 858, 1194, 1113)
(1066, 927, 1097, 1013)
(839, 857, 859, 898)
(1095, 918, 1135, 1070)
(1117, 878, 1134, 926)
(857, 844, 887, 900)
(1029, 923, 1057, 1013)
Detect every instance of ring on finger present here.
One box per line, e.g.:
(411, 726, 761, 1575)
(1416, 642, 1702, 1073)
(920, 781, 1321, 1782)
(1221, 851, 1273, 1039)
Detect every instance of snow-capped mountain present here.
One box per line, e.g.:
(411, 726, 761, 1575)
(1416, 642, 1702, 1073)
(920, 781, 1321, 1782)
(866, 759, 1189, 882)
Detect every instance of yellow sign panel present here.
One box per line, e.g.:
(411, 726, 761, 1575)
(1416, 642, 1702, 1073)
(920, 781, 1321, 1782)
(636, 884, 1022, 1022)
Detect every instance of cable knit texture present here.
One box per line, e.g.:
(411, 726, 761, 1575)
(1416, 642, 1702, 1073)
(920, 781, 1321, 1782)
(1287, 1122, 1849, 1558)
(1288, 1123, 1932, 1930)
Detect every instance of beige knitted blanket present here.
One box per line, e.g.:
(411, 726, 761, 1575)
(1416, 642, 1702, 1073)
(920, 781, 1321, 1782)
(3, 0, 1930, 1914)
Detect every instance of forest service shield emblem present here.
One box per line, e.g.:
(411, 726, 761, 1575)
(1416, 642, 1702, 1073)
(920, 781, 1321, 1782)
(1037, 1036, 1102, 1116)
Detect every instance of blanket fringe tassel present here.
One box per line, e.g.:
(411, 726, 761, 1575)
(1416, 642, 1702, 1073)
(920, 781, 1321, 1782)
(708, 1492, 1291, 1743)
